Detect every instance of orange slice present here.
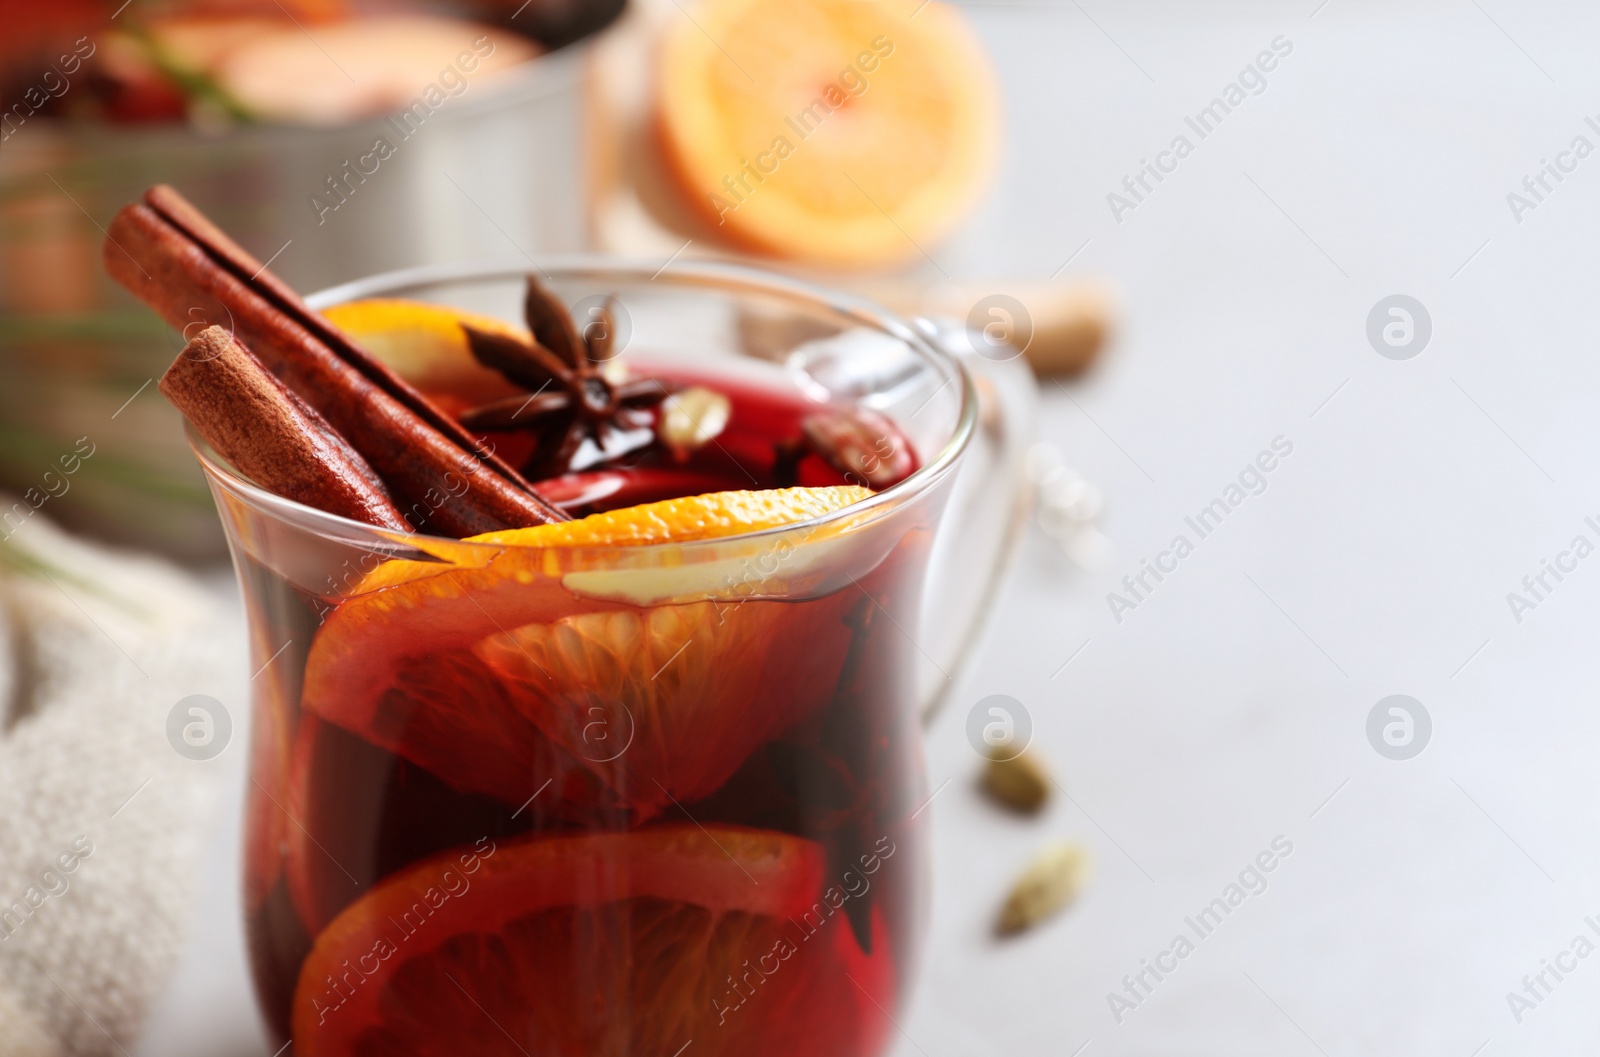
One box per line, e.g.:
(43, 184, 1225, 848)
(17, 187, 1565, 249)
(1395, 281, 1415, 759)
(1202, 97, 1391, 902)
(282, 714, 621, 939)
(476, 593, 855, 816)
(301, 487, 874, 812)
(322, 298, 526, 410)
(471, 484, 876, 548)
(291, 825, 893, 1057)
(656, 0, 999, 268)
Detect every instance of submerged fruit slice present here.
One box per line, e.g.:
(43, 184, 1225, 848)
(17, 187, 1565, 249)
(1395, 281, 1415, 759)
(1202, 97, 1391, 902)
(291, 826, 892, 1057)
(322, 298, 526, 412)
(301, 487, 873, 810)
(283, 715, 614, 940)
(657, 0, 999, 267)
(476, 595, 854, 816)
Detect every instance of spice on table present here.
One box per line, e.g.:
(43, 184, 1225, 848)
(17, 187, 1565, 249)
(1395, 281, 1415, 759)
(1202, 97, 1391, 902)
(996, 842, 1090, 936)
(982, 743, 1052, 814)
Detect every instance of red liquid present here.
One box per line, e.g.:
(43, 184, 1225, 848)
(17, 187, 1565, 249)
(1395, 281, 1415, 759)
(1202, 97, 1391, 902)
(238, 369, 930, 1057)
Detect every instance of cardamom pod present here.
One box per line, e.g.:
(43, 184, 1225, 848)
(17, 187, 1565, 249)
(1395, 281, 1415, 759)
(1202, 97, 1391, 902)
(983, 744, 1051, 813)
(996, 842, 1090, 936)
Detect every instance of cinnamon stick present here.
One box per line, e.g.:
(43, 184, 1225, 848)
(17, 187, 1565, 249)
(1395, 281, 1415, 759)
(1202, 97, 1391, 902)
(143, 186, 515, 475)
(162, 326, 410, 531)
(105, 185, 566, 535)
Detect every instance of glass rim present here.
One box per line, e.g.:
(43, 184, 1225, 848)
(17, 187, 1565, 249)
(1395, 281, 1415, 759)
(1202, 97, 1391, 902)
(193, 255, 979, 552)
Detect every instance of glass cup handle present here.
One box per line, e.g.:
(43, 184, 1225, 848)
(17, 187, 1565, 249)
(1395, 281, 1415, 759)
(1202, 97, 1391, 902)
(912, 317, 1040, 721)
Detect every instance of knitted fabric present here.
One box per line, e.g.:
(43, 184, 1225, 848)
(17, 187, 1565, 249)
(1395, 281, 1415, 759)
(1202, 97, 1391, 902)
(0, 507, 238, 1057)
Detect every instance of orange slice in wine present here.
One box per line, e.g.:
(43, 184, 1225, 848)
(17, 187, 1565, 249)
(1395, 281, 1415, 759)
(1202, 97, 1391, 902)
(322, 298, 527, 413)
(301, 487, 873, 812)
(656, 0, 999, 267)
(290, 826, 894, 1057)
(282, 714, 619, 940)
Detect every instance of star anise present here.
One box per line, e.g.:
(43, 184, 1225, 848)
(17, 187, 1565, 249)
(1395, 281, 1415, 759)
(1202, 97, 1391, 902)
(457, 276, 683, 479)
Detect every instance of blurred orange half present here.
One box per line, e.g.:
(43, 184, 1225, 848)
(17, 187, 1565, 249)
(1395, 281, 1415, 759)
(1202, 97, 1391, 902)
(656, 0, 1000, 269)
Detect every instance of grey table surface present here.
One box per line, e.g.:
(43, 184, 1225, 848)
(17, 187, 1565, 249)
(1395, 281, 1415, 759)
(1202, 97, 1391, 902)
(134, 2, 1600, 1054)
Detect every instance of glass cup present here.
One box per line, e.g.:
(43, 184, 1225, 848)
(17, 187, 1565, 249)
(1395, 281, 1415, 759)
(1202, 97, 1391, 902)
(195, 260, 1022, 1056)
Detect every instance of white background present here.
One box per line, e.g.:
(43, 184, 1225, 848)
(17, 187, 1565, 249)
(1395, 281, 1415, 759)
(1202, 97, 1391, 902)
(136, 2, 1600, 1054)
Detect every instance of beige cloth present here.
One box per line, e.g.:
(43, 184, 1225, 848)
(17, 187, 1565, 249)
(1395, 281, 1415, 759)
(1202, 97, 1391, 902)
(0, 506, 238, 1057)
